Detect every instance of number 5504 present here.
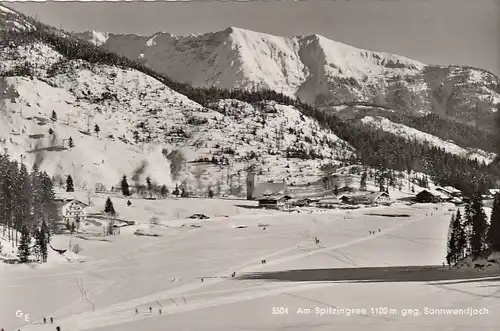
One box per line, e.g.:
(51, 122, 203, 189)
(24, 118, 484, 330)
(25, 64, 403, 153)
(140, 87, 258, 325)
(272, 307, 289, 314)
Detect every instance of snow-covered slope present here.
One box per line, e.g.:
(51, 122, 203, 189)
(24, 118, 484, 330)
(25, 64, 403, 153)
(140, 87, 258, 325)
(74, 26, 500, 129)
(361, 116, 496, 164)
(0, 14, 353, 192)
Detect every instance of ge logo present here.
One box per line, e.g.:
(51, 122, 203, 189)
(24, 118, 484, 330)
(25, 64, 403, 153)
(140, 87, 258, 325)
(15, 310, 30, 321)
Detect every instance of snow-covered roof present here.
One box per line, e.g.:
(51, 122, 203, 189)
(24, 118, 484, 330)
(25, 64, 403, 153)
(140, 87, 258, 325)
(252, 182, 287, 199)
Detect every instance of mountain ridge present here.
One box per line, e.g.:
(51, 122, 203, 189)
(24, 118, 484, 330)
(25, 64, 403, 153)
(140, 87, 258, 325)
(73, 25, 500, 131)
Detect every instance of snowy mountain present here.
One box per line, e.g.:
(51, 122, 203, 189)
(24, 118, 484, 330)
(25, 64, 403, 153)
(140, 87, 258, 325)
(74, 27, 500, 130)
(1, 4, 498, 195)
(0, 6, 353, 193)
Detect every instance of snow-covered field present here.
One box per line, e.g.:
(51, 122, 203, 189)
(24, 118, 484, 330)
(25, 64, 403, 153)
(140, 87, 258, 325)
(2, 197, 500, 331)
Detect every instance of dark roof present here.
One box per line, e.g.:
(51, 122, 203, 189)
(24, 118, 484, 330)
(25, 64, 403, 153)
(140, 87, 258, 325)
(252, 182, 287, 199)
(257, 194, 291, 201)
(55, 198, 88, 207)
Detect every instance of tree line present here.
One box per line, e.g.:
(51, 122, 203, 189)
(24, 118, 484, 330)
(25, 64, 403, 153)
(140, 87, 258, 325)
(447, 193, 500, 266)
(0, 151, 58, 263)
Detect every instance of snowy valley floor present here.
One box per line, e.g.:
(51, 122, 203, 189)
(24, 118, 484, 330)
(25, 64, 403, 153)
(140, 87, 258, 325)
(2, 199, 500, 331)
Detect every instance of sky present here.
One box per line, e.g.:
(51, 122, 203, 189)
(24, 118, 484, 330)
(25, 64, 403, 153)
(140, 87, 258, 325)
(7, 0, 500, 76)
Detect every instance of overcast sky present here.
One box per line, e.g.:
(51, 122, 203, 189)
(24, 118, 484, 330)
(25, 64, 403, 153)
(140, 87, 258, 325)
(8, 0, 500, 76)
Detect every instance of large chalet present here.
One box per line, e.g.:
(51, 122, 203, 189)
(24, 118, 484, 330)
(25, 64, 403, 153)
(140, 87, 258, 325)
(252, 182, 291, 209)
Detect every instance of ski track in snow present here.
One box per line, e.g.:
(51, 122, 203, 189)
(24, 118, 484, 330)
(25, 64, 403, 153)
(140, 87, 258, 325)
(19, 214, 427, 331)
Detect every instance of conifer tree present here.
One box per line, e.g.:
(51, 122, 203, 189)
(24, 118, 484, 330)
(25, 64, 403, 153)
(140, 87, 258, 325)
(463, 200, 473, 256)
(172, 183, 180, 197)
(456, 209, 467, 260)
(359, 171, 367, 191)
(66, 175, 74, 192)
(470, 192, 489, 259)
(2, 158, 15, 241)
(51, 110, 57, 122)
(33, 223, 48, 263)
(146, 177, 152, 197)
(160, 185, 168, 197)
(487, 193, 500, 252)
(15, 163, 32, 244)
(104, 197, 116, 216)
(39, 172, 58, 232)
(17, 225, 31, 263)
(446, 213, 456, 266)
(446, 210, 466, 266)
(121, 175, 130, 196)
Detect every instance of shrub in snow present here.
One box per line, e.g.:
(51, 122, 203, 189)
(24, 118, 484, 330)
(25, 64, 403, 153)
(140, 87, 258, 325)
(149, 216, 160, 225)
(71, 244, 83, 254)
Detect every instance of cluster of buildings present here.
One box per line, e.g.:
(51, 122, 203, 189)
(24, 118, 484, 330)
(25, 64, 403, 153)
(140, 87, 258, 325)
(248, 181, 393, 210)
(248, 177, 494, 210)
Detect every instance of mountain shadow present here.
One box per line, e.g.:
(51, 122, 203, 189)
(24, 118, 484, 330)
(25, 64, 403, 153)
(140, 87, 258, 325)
(237, 265, 500, 284)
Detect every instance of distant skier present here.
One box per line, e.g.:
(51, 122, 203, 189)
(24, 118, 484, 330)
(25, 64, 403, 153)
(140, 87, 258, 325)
(315, 237, 320, 244)
(51, 317, 54, 324)
(135, 308, 138, 315)
(378, 229, 381, 232)
(149, 307, 152, 313)
(44, 317, 47, 324)
(231, 272, 236, 278)
(159, 309, 162, 315)
(56, 327, 61, 331)
(201, 277, 204, 282)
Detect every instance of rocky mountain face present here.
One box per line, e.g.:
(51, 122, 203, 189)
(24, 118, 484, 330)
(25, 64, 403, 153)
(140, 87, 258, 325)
(74, 27, 500, 130)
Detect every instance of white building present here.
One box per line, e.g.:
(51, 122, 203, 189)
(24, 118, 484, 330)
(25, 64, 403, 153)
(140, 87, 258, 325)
(56, 199, 88, 224)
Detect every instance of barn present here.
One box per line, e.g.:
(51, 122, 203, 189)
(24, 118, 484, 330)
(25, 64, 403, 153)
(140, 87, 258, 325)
(256, 195, 292, 209)
(416, 190, 442, 203)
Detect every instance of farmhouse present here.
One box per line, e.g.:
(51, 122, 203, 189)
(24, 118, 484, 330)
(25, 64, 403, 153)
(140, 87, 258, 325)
(415, 190, 443, 203)
(344, 192, 392, 206)
(257, 194, 292, 209)
(252, 182, 291, 209)
(55, 198, 88, 224)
